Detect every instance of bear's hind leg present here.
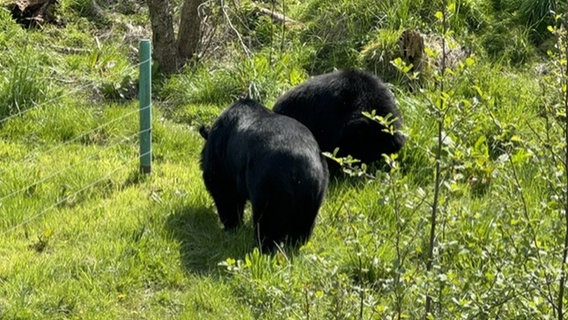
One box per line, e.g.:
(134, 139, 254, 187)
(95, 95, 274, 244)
(215, 195, 246, 230)
(206, 181, 246, 230)
(252, 204, 288, 252)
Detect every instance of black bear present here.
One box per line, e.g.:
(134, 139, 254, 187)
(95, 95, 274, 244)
(273, 69, 405, 166)
(200, 98, 329, 252)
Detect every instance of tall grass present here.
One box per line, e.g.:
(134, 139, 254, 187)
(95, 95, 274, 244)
(0, 58, 49, 120)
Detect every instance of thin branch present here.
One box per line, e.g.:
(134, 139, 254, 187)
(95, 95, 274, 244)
(558, 15, 568, 320)
(219, 0, 251, 57)
(426, 2, 447, 317)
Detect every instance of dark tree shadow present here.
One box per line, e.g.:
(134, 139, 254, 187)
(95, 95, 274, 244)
(165, 205, 255, 275)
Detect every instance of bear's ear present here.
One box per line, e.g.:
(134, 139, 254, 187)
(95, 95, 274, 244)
(199, 125, 210, 140)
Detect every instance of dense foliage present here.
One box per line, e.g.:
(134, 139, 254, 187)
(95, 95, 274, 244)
(0, 0, 567, 318)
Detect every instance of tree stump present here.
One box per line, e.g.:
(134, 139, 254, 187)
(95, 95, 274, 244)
(9, 0, 63, 28)
(398, 29, 425, 73)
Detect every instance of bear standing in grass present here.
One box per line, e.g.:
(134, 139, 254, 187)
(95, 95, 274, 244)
(273, 69, 406, 166)
(200, 99, 329, 252)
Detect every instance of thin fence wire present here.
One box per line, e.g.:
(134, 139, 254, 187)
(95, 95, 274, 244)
(0, 57, 151, 126)
(19, 106, 143, 165)
(1, 149, 150, 236)
(1, 55, 153, 236)
(0, 127, 146, 204)
(0, 83, 94, 125)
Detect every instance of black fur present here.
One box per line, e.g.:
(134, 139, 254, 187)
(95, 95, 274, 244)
(198, 125, 209, 140)
(200, 99, 329, 252)
(273, 69, 405, 166)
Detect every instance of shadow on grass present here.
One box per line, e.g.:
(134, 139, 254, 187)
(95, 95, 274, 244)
(165, 205, 255, 275)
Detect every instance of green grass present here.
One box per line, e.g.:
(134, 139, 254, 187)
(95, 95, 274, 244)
(1, 1, 567, 318)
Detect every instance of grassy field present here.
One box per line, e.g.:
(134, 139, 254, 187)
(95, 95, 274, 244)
(1, 0, 567, 319)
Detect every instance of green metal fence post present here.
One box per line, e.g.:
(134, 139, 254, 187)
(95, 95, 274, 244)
(139, 39, 152, 174)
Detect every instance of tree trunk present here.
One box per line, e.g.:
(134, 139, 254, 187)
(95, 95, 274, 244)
(147, 0, 178, 74)
(177, 0, 204, 62)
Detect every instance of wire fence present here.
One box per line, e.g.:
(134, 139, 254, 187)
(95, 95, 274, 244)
(0, 56, 152, 127)
(0, 41, 153, 236)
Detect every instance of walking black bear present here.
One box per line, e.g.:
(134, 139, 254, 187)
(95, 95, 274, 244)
(200, 99, 329, 252)
(273, 69, 405, 166)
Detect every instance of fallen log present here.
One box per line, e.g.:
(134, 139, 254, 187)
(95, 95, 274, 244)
(253, 5, 303, 27)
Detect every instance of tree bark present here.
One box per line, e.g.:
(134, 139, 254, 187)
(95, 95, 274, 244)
(177, 0, 205, 62)
(147, 0, 178, 74)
